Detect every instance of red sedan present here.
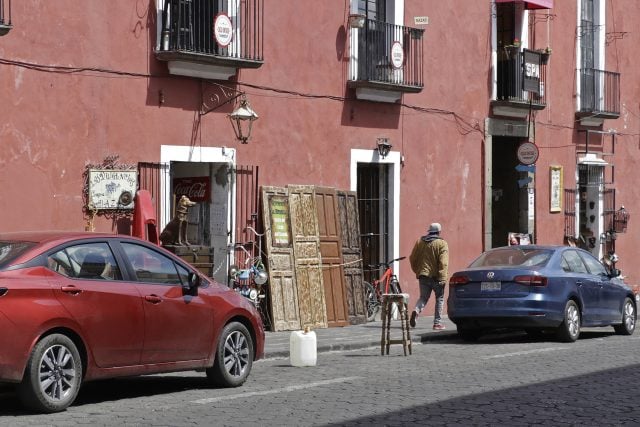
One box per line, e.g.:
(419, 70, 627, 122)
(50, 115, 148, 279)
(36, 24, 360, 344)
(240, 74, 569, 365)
(0, 231, 265, 413)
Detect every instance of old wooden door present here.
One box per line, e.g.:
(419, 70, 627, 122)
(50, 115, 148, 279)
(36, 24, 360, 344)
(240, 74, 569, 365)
(315, 187, 349, 327)
(289, 185, 327, 329)
(261, 186, 301, 331)
(337, 190, 367, 324)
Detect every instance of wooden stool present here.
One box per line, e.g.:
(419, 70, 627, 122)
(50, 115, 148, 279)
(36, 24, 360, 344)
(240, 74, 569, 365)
(380, 293, 412, 356)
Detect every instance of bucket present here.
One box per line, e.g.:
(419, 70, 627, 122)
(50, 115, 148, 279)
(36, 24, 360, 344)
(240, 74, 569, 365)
(289, 326, 317, 367)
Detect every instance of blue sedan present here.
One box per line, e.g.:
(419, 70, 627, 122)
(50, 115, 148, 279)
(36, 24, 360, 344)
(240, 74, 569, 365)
(447, 245, 637, 342)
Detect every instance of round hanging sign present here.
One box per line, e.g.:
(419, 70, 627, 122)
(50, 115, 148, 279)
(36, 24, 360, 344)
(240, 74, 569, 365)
(214, 13, 233, 47)
(391, 41, 404, 69)
(517, 142, 539, 165)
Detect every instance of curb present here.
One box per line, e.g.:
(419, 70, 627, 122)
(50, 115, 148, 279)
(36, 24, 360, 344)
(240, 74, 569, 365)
(263, 330, 458, 360)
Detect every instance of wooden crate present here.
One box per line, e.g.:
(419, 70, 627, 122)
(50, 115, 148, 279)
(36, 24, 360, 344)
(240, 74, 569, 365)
(165, 245, 214, 277)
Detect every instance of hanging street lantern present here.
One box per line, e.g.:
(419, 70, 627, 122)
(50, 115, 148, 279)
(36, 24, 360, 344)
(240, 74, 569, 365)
(228, 95, 259, 144)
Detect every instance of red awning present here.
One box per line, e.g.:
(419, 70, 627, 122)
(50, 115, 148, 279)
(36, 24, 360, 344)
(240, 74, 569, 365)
(495, 0, 553, 9)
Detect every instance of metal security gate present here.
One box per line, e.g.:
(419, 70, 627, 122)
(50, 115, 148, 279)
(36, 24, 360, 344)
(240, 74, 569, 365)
(232, 165, 260, 267)
(137, 162, 163, 226)
(357, 163, 390, 284)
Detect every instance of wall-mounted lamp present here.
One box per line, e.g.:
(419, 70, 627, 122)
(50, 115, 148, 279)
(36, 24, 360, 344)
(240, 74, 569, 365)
(376, 138, 392, 158)
(228, 95, 259, 144)
(348, 13, 366, 29)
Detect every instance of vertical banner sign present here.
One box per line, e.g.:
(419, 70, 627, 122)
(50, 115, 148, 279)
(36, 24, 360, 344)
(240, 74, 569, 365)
(549, 166, 563, 213)
(523, 49, 541, 94)
(269, 196, 291, 247)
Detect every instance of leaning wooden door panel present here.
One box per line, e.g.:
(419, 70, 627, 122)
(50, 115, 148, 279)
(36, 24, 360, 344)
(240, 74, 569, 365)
(337, 190, 367, 324)
(315, 187, 349, 327)
(289, 185, 327, 329)
(261, 186, 300, 331)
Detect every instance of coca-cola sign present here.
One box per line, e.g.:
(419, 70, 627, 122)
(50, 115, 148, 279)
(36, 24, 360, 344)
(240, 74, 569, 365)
(173, 177, 211, 203)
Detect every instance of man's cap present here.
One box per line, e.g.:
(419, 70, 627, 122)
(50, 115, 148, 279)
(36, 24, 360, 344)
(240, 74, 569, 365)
(428, 223, 442, 234)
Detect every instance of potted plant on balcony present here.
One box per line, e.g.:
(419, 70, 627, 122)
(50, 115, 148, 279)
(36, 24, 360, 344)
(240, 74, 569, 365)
(504, 38, 521, 59)
(538, 46, 552, 64)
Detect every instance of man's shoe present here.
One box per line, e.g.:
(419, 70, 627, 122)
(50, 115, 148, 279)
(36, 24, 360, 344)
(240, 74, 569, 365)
(433, 324, 446, 331)
(410, 311, 417, 328)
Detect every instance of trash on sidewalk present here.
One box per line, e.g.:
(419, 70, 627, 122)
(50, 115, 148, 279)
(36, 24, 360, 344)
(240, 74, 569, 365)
(289, 326, 317, 367)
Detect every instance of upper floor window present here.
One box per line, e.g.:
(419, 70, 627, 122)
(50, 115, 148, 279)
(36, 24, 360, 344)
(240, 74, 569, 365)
(359, 0, 386, 22)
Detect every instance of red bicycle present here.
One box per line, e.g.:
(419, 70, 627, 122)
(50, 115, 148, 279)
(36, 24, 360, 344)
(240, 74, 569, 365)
(364, 256, 405, 321)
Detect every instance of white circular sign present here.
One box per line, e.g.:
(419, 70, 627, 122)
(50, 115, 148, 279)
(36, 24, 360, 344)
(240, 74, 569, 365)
(517, 142, 539, 165)
(391, 41, 404, 69)
(214, 13, 233, 47)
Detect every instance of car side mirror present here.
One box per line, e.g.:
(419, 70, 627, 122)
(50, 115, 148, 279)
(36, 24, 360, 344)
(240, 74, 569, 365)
(609, 268, 621, 278)
(183, 272, 200, 295)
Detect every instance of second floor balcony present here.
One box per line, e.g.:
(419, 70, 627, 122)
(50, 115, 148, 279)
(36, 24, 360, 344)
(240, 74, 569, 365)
(156, 0, 263, 80)
(491, 48, 547, 119)
(576, 68, 620, 126)
(0, 0, 11, 36)
(348, 18, 424, 103)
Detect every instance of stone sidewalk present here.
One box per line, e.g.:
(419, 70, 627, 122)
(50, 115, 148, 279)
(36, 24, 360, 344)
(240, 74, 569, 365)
(263, 315, 457, 359)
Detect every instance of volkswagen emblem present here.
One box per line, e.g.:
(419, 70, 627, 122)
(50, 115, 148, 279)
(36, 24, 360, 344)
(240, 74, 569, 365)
(487, 272, 495, 279)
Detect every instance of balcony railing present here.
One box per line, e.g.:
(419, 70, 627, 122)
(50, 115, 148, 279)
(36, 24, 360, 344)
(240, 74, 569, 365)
(0, 0, 12, 36)
(496, 47, 547, 107)
(349, 18, 424, 91)
(158, 0, 263, 67)
(579, 68, 620, 117)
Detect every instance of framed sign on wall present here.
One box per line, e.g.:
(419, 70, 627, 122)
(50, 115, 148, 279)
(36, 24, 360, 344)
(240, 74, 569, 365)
(88, 169, 138, 210)
(550, 165, 563, 213)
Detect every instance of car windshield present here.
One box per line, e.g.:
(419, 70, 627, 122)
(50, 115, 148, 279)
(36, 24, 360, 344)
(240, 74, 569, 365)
(0, 241, 36, 269)
(470, 248, 553, 268)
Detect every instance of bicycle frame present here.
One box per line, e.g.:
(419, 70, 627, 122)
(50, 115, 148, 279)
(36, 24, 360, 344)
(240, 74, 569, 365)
(365, 256, 405, 321)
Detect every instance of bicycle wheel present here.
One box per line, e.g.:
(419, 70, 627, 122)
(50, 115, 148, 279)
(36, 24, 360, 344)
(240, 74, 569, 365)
(390, 277, 402, 294)
(365, 281, 380, 321)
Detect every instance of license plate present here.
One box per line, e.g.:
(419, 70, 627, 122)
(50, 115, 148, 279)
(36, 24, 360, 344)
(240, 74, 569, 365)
(481, 281, 501, 291)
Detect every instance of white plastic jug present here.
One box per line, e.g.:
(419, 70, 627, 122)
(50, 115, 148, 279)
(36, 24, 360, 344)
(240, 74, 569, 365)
(289, 326, 317, 367)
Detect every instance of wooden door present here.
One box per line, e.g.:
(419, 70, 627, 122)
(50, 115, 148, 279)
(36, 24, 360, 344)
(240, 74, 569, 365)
(289, 185, 327, 329)
(315, 187, 349, 328)
(337, 190, 367, 324)
(261, 186, 301, 331)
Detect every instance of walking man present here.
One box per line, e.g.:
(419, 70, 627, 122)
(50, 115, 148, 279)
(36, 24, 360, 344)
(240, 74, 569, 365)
(409, 223, 449, 330)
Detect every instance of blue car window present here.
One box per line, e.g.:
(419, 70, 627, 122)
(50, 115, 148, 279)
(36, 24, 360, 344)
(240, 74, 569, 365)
(562, 250, 589, 274)
(579, 251, 608, 276)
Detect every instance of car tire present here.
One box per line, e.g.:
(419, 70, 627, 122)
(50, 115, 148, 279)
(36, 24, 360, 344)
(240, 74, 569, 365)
(613, 297, 636, 335)
(17, 333, 82, 413)
(557, 300, 580, 342)
(206, 322, 254, 388)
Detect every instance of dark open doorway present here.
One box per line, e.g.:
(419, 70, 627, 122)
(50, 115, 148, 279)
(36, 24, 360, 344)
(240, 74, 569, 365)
(357, 162, 390, 284)
(492, 136, 527, 248)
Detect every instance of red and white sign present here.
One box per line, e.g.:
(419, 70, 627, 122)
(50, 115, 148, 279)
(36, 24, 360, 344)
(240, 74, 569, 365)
(517, 142, 539, 165)
(391, 41, 404, 69)
(214, 13, 233, 47)
(173, 177, 211, 203)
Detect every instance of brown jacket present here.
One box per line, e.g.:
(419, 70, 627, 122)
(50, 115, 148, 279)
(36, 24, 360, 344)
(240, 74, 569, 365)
(409, 237, 449, 282)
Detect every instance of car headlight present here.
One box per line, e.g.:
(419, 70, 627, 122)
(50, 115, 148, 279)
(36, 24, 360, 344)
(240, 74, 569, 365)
(249, 289, 258, 301)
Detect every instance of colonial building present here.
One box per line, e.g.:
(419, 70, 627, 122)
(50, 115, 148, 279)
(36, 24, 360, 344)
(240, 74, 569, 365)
(1, 0, 638, 330)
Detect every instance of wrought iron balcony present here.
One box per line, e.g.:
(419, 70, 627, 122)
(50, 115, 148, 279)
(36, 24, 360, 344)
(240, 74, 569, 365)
(492, 47, 547, 118)
(0, 0, 12, 36)
(577, 68, 620, 119)
(348, 18, 424, 101)
(156, 0, 263, 79)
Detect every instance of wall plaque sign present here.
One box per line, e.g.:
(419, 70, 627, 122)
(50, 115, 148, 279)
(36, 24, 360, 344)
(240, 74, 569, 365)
(88, 169, 137, 210)
(268, 195, 291, 247)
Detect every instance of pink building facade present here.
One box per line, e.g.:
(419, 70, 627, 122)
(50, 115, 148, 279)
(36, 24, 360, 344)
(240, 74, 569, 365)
(1, 0, 639, 314)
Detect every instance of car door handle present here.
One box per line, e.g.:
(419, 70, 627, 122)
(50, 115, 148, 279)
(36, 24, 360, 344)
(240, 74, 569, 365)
(61, 286, 82, 295)
(144, 295, 162, 304)
(576, 281, 583, 287)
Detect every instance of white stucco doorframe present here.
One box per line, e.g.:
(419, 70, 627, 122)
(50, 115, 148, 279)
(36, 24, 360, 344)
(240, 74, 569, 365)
(350, 149, 402, 279)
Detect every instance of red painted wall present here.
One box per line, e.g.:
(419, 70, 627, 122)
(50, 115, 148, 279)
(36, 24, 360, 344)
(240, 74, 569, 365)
(2, 1, 640, 298)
